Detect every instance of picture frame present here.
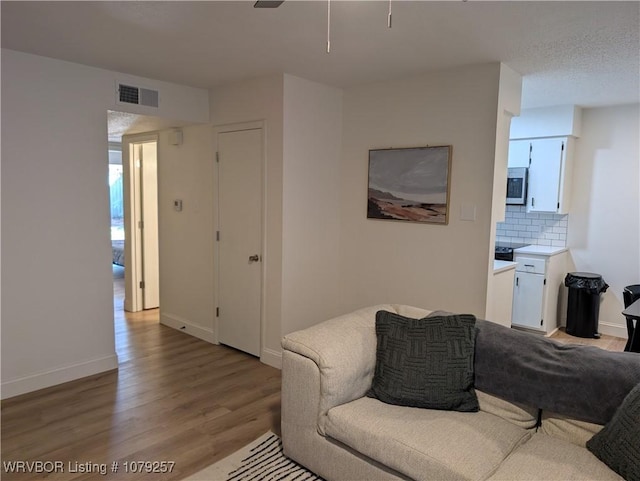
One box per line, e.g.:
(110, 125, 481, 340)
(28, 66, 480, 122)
(367, 145, 452, 224)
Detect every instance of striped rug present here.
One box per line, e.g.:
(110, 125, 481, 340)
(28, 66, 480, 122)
(184, 431, 324, 481)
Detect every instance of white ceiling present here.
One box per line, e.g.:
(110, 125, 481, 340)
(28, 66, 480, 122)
(2, 1, 639, 137)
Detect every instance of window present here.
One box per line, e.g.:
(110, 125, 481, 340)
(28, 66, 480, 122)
(109, 150, 124, 241)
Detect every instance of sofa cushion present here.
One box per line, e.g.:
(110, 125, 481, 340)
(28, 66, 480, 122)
(477, 390, 538, 429)
(540, 411, 602, 447)
(488, 433, 622, 481)
(587, 382, 640, 481)
(367, 311, 479, 412)
(325, 396, 531, 481)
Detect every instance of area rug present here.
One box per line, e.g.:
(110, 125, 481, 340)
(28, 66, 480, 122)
(184, 431, 324, 481)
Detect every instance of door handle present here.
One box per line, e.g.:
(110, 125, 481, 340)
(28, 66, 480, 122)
(248, 254, 261, 263)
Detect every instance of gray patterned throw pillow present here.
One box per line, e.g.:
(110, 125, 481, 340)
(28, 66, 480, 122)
(587, 382, 640, 481)
(367, 311, 479, 412)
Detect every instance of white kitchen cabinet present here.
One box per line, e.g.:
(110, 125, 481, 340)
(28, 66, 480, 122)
(507, 140, 531, 168)
(512, 269, 545, 330)
(511, 247, 568, 335)
(507, 137, 574, 214)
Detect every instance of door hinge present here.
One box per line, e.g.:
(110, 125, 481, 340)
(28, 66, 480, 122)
(138, 220, 144, 229)
(216, 307, 220, 317)
(139, 281, 145, 289)
(561, 142, 565, 152)
(516, 277, 519, 287)
(216, 151, 220, 163)
(216, 231, 220, 242)
(540, 319, 544, 326)
(557, 202, 560, 209)
(544, 278, 547, 285)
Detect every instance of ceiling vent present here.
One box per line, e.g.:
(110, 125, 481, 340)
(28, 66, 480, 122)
(117, 83, 159, 108)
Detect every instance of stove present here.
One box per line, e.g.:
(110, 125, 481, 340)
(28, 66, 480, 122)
(495, 246, 515, 261)
(494, 243, 527, 261)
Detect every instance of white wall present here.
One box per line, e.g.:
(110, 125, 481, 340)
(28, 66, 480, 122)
(281, 75, 343, 335)
(485, 64, 522, 322)
(1, 49, 209, 398)
(339, 63, 502, 316)
(209, 75, 284, 367)
(157, 126, 216, 342)
(568, 104, 640, 337)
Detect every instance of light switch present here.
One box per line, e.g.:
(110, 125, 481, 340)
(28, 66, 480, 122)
(174, 199, 183, 212)
(460, 203, 476, 221)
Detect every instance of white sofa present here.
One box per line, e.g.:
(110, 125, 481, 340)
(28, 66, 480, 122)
(281, 304, 638, 481)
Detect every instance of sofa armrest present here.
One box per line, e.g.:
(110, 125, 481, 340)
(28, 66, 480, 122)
(282, 304, 431, 434)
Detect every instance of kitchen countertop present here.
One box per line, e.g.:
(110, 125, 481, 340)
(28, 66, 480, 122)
(513, 245, 568, 256)
(494, 260, 517, 274)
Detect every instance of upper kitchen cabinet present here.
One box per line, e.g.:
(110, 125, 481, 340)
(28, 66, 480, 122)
(507, 136, 575, 214)
(507, 139, 531, 168)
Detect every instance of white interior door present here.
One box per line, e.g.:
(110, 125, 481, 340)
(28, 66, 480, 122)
(141, 142, 159, 309)
(123, 134, 159, 312)
(217, 128, 263, 357)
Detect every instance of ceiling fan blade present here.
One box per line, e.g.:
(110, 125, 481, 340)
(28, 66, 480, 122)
(254, 1, 284, 7)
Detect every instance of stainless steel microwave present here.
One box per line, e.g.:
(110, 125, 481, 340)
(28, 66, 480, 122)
(506, 167, 528, 205)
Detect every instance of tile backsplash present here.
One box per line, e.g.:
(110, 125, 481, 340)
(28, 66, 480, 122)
(496, 205, 568, 247)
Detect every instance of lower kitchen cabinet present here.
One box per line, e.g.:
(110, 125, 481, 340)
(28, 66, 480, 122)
(511, 246, 568, 334)
(512, 269, 545, 330)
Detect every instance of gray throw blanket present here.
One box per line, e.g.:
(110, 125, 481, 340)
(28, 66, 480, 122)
(473, 318, 640, 425)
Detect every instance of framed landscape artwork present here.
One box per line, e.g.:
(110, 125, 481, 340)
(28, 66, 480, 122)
(367, 145, 452, 224)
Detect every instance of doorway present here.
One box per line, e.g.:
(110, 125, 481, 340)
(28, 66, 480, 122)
(122, 134, 160, 312)
(215, 124, 264, 357)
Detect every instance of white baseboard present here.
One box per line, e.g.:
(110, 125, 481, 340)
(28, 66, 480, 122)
(598, 321, 628, 339)
(161, 312, 216, 344)
(1, 354, 118, 400)
(261, 347, 282, 370)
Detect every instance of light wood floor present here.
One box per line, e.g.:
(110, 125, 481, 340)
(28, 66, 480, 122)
(1, 265, 281, 480)
(550, 327, 627, 351)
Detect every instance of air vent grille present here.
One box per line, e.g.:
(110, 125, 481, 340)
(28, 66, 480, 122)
(117, 84, 159, 108)
(119, 84, 139, 104)
(139, 88, 159, 108)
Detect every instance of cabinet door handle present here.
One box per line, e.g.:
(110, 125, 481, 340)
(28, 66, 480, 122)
(531, 197, 535, 207)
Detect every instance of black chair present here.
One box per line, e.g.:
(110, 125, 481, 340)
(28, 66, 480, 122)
(623, 284, 640, 352)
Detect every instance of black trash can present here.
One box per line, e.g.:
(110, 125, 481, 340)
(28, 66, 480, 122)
(564, 272, 609, 339)
(623, 284, 640, 352)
